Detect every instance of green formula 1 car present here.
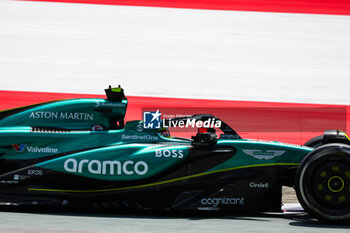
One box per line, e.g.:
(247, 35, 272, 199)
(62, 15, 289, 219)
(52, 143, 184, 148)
(0, 86, 349, 223)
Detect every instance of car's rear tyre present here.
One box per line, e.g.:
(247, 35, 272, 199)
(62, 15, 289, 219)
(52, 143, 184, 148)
(295, 143, 350, 223)
(304, 130, 350, 148)
(304, 135, 324, 148)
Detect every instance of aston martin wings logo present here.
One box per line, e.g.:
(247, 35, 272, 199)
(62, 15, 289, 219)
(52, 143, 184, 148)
(242, 149, 285, 160)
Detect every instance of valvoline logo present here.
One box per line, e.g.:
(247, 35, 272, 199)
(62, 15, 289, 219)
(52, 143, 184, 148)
(143, 110, 162, 129)
(12, 144, 27, 152)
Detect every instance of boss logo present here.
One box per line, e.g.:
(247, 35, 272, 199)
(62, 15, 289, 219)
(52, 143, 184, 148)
(155, 149, 184, 159)
(28, 169, 43, 176)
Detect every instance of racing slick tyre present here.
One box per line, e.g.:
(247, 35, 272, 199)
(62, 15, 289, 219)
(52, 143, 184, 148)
(295, 143, 350, 223)
(304, 135, 324, 148)
(304, 130, 350, 148)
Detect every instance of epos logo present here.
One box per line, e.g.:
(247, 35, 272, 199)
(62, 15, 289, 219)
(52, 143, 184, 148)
(12, 144, 26, 152)
(143, 110, 162, 129)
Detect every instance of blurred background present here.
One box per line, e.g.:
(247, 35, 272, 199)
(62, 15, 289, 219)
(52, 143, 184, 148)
(1, 0, 350, 143)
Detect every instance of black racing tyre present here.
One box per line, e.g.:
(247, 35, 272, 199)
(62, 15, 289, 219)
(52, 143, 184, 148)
(304, 135, 324, 148)
(295, 143, 350, 223)
(304, 130, 350, 148)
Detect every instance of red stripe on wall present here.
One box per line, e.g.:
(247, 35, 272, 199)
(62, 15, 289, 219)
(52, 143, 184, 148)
(20, 0, 350, 15)
(1, 90, 349, 144)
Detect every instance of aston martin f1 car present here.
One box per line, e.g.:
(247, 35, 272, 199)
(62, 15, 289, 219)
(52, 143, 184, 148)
(0, 86, 350, 223)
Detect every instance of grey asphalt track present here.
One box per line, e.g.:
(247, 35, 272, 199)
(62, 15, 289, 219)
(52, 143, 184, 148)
(0, 209, 349, 233)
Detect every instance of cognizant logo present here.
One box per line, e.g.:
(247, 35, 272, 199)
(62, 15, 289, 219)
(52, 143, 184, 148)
(63, 159, 148, 176)
(201, 197, 245, 207)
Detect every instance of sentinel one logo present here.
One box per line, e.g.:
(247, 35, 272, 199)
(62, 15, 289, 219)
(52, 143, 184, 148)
(201, 197, 245, 207)
(121, 134, 159, 141)
(63, 159, 148, 176)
